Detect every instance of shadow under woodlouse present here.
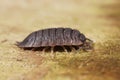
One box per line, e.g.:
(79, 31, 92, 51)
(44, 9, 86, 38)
(23, 46, 80, 52)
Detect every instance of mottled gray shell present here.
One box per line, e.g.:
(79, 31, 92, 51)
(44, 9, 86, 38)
(17, 28, 86, 48)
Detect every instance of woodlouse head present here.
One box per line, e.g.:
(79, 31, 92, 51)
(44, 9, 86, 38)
(79, 33, 86, 42)
(82, 38, 94, 51)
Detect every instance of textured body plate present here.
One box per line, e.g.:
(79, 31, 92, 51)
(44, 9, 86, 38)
(18, 28, 86, 48)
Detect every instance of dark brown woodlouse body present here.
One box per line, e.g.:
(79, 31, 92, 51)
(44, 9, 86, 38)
(17, 28, 93, 52)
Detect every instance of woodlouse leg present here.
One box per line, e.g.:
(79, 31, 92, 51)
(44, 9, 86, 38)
(78, 46, 83, 51)
(42, 47, 49, 54)
(62, 46, 67, 52)
(31, 48, 36, 51)
(51, 46, 54, 53)
(70, 46, 76, 52)
(50, 46, 55, 58)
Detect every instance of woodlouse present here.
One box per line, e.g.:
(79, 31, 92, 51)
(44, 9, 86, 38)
(17, 28, 93, 52)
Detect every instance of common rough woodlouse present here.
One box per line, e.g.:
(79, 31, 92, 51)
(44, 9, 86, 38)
(17, 28, 93, 52)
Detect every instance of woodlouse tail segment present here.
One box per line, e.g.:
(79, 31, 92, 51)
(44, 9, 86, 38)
(15, 41, 20, 46)
(15, 41, 25, 48)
